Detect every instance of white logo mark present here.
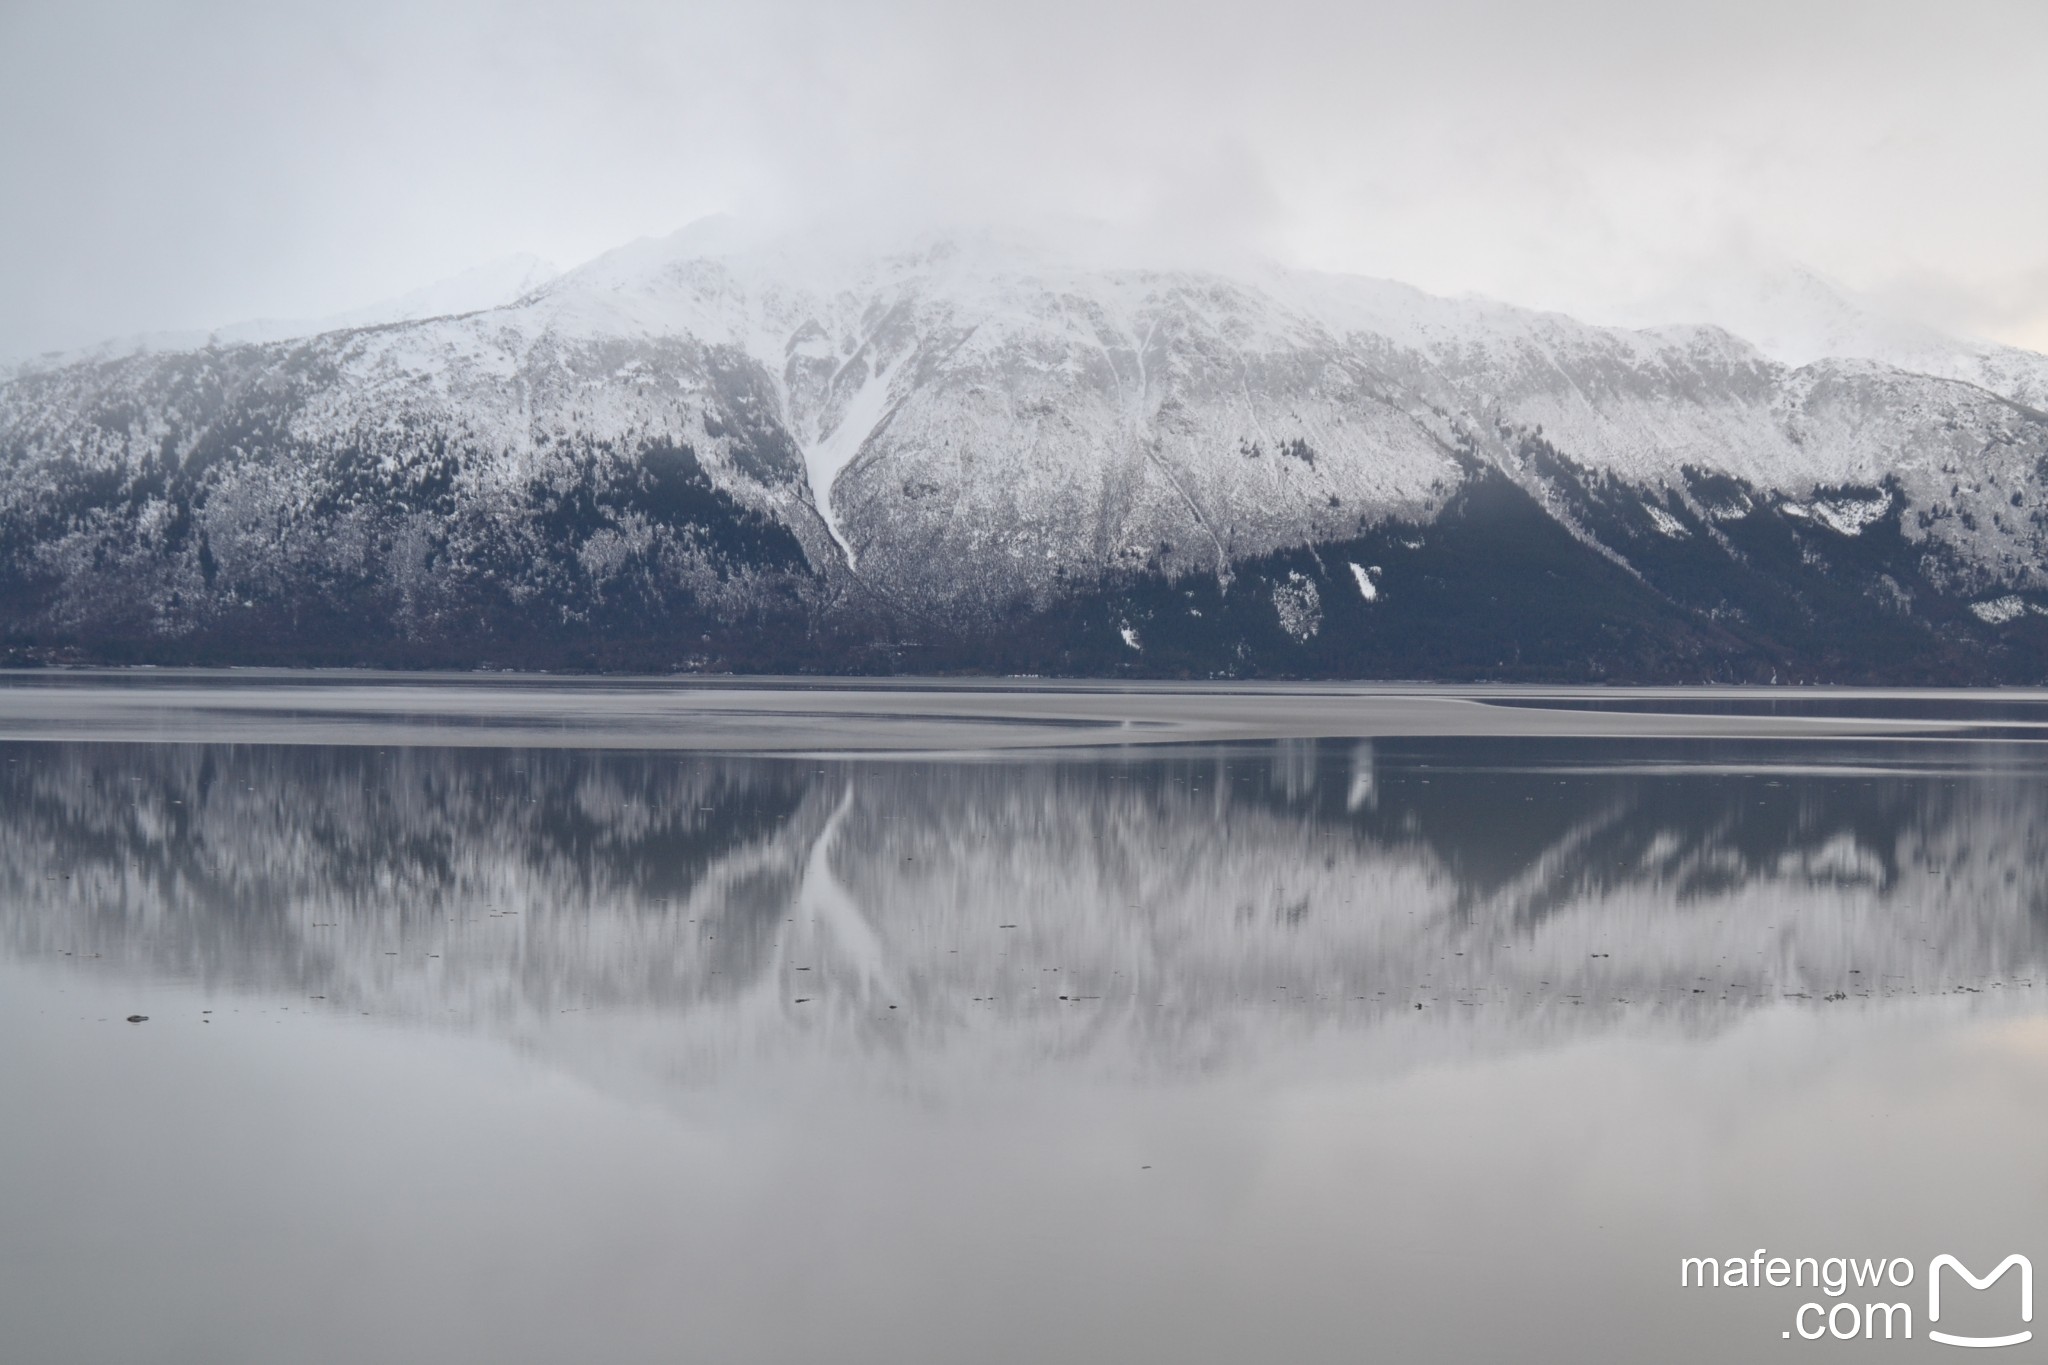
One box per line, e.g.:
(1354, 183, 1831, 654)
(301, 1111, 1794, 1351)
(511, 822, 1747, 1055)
(1929, 1254, 2032, 1350)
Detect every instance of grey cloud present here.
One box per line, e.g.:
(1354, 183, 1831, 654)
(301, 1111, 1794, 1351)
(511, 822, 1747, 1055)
(3, 0, 2047, 359)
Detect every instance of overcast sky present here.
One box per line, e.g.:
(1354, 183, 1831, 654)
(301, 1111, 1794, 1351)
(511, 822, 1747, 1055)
(4, 0, 2048, 359)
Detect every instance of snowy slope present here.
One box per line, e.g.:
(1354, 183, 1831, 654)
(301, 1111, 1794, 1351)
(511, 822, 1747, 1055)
(472, 223, 2048, 612)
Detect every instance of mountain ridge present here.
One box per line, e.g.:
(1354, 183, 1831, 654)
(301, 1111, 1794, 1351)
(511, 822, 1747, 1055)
(5, 254, 564, 378)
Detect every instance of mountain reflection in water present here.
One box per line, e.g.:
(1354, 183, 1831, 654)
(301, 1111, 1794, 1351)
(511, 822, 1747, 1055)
(7, 727, 2048, 1365)
(5, 736, 2043, 1090)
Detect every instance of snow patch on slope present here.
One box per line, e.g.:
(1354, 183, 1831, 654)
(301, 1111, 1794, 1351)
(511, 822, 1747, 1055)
(1969, 596, 2030, 625)
(803, 361, 898, 567)
(1274, 573, 1322, 640)
(1784, 491, 1893, 536)
(1645, 506, 1691, 538)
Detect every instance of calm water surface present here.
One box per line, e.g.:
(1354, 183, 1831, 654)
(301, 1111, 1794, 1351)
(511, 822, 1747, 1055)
(2, 680, 2046, 1363)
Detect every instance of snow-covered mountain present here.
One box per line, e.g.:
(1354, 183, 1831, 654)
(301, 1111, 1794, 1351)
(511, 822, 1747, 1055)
(3, 221, 2047, 679)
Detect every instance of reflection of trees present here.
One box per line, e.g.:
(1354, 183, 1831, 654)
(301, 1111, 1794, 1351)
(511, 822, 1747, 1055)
(2, 737, 2045, 1075)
